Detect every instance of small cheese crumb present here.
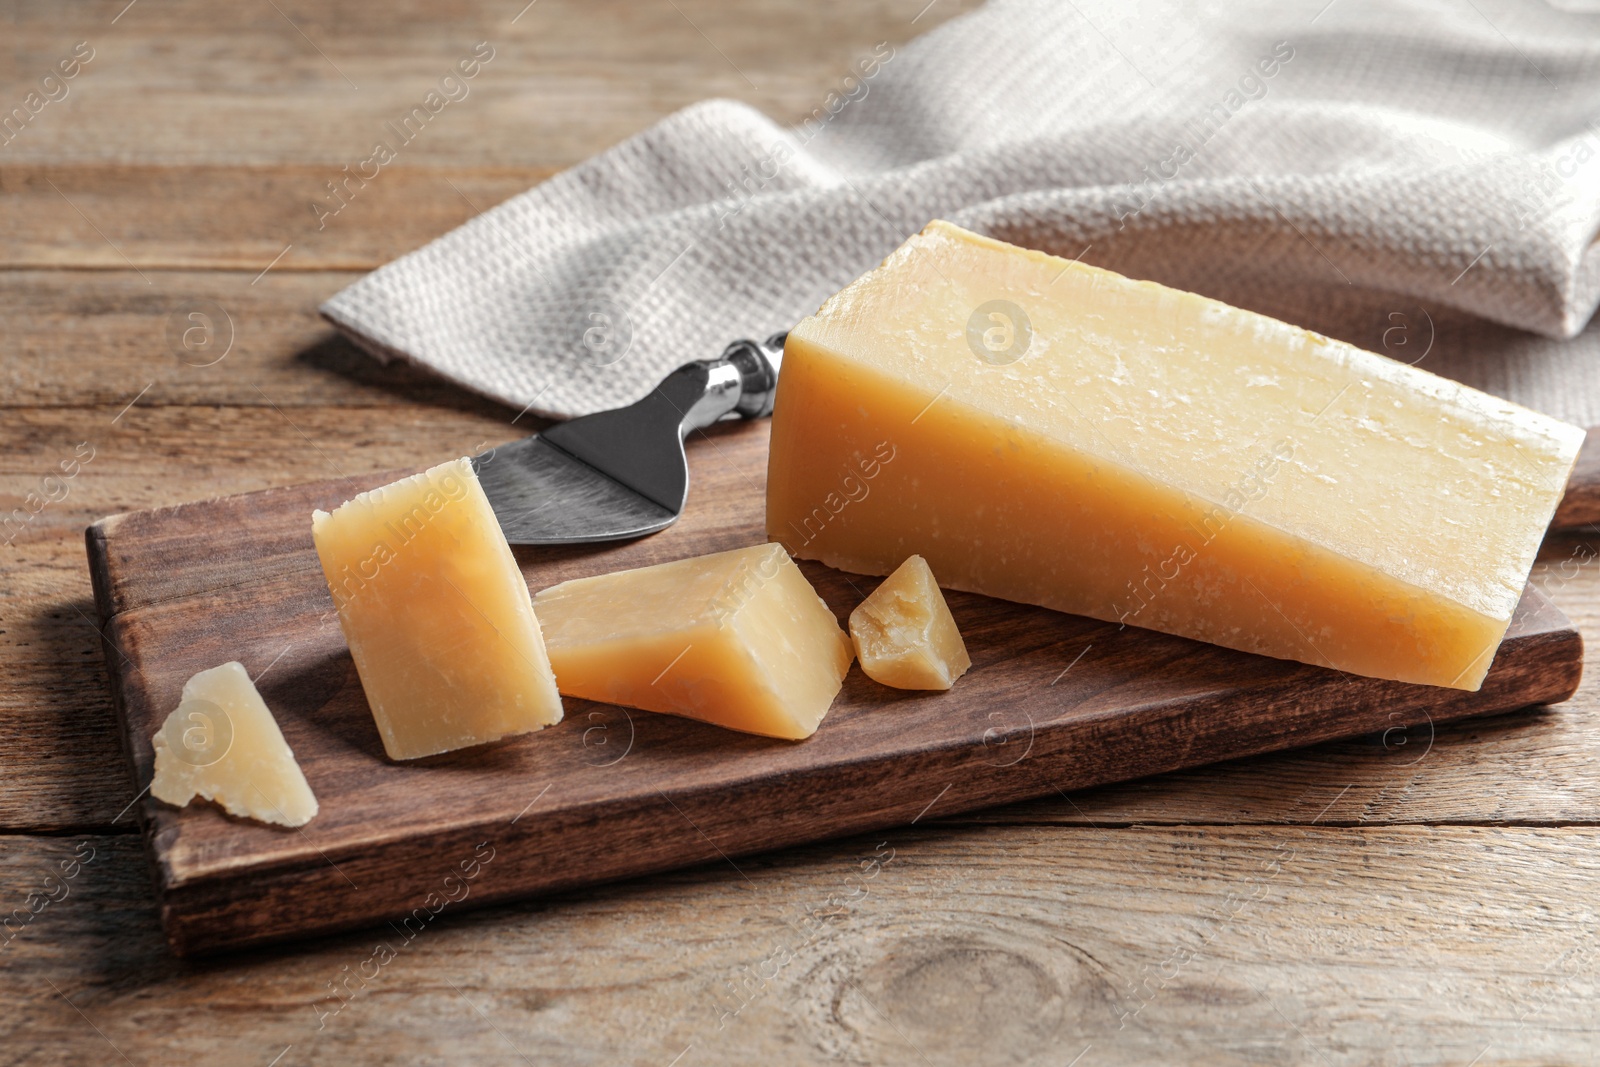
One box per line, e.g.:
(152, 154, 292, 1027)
(151, 662, 318, 828)
(849, 555, 971, 691)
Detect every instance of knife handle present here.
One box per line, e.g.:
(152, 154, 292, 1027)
(632, 332, 788, 443)
(720, 332, 787, 419)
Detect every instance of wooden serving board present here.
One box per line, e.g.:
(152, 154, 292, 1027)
(87, 420, 1583, 957)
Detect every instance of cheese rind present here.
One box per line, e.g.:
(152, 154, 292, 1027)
(767, 220, 1584, 690)
(533, 543, 853, 740)
(151, 661, 318, 828)
(311, 458, 563, 760)
(850, 555, 971, 690)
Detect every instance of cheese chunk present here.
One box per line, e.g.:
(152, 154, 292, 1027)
(151, 662, 318, 827)
(533, 543, 852, 740)
(768, 220, 1584, 691)
(311, 458, 563, 760)
(850, 555, 971, 690)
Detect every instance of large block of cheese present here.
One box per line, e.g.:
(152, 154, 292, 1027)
(312, 458, 563, 760)
(151, 661, 318, 828)
(532, 543, 852, 740)
(767, 220, 1584, 691)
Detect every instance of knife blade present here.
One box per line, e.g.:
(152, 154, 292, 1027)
(471, 333, 786, 544)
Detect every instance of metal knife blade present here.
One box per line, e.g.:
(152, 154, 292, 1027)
(471, 333, 785, 545)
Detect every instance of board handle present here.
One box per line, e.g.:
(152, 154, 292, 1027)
(1554, 427, 1600, 530)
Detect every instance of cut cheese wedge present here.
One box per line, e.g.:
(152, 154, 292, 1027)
(533, 543, 853, 739)
(311, 458, 563, 760)
(151, 661, 318, 827)
(850, 555, 971, 690)
(767, 220, 1584, 690)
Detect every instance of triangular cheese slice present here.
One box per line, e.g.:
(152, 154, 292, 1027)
(151, 661, 318, 828)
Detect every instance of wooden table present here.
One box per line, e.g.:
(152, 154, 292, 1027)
(5, 2, 1599, 1062)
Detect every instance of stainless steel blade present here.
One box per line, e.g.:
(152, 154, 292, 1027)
(472, 332, 785, 545)
(471, 436, 676, 543)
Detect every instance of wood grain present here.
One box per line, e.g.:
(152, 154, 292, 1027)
(0, 0, 958, 164)
(6, 825, 1600, 1066)
(85, 420, 1581, 955)
(0, 405, 523, 547)
(0, 539, 130, 831)
(0, 271, 557, 411)
(0, 165, 549, 270)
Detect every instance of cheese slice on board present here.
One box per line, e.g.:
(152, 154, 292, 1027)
(767, 220, 1584, 691)
(311, 458, 563, 760)
(533, 543, 853, 740)
(151, 661, 318, 828)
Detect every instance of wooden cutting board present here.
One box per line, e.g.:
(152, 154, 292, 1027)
(86, 419, 1584, 957)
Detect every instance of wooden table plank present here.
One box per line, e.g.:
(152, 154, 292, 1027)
(0, 539, 130, 831)
(4, 825, 1600, 1065)
(0, 270, 509, 410)
(0, 405, 522, 544)
(0, 165, 549, 270)
(0, 0, 954, 165)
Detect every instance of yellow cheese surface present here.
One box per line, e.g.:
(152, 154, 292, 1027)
(533, 543, 853, 740)
(151, 661, 318, 827)
(768, 220, 1584, 690)
(312, 458, 563, 760)
(850, 555, 971, 690)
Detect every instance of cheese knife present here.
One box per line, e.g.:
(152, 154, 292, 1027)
(472, 333, 786, 544)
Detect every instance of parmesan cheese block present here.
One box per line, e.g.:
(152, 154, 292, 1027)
(533, 543, 852, 740)
(312, 458, 563, 760)
(768, 220, 1584, 691)
(850, 555, 971, 690)
(151, 661, 318, 828)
